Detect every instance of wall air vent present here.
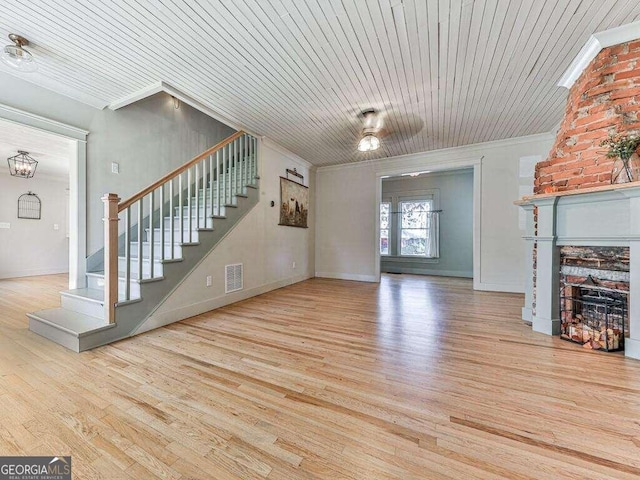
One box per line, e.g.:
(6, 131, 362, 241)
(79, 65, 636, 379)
(225, 263, 243, 293)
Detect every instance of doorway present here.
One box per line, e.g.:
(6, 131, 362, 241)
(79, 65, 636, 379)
(374, 160, 482, 287)
(379, 168, 474, 278)
(0, 118, 74, 279)
(0, 106, 88, 288)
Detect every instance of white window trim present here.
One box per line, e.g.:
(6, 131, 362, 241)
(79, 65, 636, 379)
(380, 189, 441, 259)
(395, 191, 439, 259)
(380, 199, 392, 256)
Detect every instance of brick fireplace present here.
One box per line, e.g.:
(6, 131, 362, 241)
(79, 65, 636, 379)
(536, 38, 640, 194)
(517, 25, 640, 360)
(519, 186, 640, 359)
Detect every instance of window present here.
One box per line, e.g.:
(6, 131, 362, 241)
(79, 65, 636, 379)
(379, 195, 439, 259)
(380, 202, 390, 255)
(399, 200, 432, 256)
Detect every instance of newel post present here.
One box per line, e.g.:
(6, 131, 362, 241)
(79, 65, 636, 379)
(102, 193, 120, 324)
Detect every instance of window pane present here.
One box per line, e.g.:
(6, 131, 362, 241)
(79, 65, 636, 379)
(401, 201, 428, 229)
(401, 229, 427, 256)
(380, 203, 390, 229)
(380, 229, 389, 255)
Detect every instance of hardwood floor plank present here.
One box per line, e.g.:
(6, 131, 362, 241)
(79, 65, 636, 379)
(1, 273, 640, 479)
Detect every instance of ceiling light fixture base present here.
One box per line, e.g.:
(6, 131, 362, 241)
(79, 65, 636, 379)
(8, 34, 29, 47)
(2, 33, 37, 73)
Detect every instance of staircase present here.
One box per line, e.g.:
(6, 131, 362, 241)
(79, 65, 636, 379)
(28, 131, 259, 352)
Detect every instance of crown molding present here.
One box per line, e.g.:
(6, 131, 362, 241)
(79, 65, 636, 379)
(108, 81, 261, 138)
(0, 66, 109, 109)
(317, 131, 554, 173)
(0, 103, 89, 141)
(261, 137, 314, 170)
(558, 20, 640, 89)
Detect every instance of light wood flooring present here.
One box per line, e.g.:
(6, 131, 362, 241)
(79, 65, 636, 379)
(1, 273, 640, 479)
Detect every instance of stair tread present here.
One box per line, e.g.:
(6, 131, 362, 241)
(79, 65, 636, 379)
(61, 288, 105, 303)
(27, 308, 110, 337)
(61, 287, 139, 303)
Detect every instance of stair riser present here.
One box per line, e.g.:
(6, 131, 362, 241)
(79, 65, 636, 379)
(61, 294, 105, 320)
(28, 316, 80, 353)
(130, 242, 182, 258)
(174, 202, 228, 219)
(174, 205, 227, 217)
(163, 216, 214, 229)
(118, 257, 164, 277)
(87, 275, 141, 298)
(192, 185, 246, 198)
(147, 228, 199, 243)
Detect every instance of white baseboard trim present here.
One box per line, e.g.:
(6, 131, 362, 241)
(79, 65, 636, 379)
(382, 267, 473, 277)
(134, 273, 312, 335)
(0, 267, 69, 280)
(314, 272, 378, 282)
(474, 281, 524, 293)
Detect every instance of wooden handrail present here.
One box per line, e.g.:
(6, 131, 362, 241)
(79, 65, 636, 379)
(118, 130, 246, 212)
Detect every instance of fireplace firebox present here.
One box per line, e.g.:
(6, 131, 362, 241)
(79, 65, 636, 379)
(558, 246, 629, 352)
(560, 276, 626, 351)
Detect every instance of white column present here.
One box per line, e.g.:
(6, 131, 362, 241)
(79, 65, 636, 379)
(532, 197, 560, 335)
(520, 203, 535, 324)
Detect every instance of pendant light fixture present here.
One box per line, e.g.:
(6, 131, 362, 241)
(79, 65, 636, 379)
(7, 151, 38, 178)
(357, 110, 381, 152)
(1, 34, 37, 73)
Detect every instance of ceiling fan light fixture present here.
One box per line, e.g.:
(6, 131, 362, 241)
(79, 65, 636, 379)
(358, 133, 380, 152)
(358, 124, 381, 152)
(357, 109, 381, 152)
(1, 34, 37, 73)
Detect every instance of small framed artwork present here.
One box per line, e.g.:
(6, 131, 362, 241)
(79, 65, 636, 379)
(279, 177, 309, 228)
(18, 191, 42, 220)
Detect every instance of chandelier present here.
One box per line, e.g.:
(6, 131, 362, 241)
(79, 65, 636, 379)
(7, 151, 38, 178)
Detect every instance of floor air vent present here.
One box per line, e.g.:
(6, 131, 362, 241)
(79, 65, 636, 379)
(225, 263, 243, 293)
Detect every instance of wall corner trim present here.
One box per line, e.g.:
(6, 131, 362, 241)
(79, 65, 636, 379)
(558, 21, 640, 89)
(108, 81, 261, 138)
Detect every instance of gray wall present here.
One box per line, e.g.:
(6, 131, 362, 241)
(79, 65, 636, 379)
(0, 75, 236, 254)
(381, 169, 473, 277)
(0, 174, 69, 279)
(86, 93, 235, 253)
(0, 72, 96, 130)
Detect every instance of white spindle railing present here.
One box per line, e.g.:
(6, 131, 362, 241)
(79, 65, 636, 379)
(102, 131, 258, 322)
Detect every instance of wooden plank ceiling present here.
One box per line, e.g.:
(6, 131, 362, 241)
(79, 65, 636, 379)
(1, 1, 639, 166)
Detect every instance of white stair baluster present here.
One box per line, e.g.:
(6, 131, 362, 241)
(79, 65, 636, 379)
(202, 157, 207, 227)
(187, 168, 192, 243)
(169, 179, 174, 259)
(231, 140, 236, 200)
(149, 190, 154, 278)
(137, 198, 143, 282)
(159, 184, 165, 262)
(216, 151, 221, 217)
(195, 163, 200, 230)
(179, 173, 184, 244)
(208, 154, 214, 222)
(124, 206, 131, 301)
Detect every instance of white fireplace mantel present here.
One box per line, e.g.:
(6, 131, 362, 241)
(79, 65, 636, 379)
(516, 182, 640, 360)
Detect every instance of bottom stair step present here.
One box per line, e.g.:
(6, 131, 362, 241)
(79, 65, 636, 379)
(27, 308, 115, 352)
(61, 288, 105, 319)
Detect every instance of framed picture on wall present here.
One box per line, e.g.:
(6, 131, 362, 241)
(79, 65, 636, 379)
(279, 177, 309, 228)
